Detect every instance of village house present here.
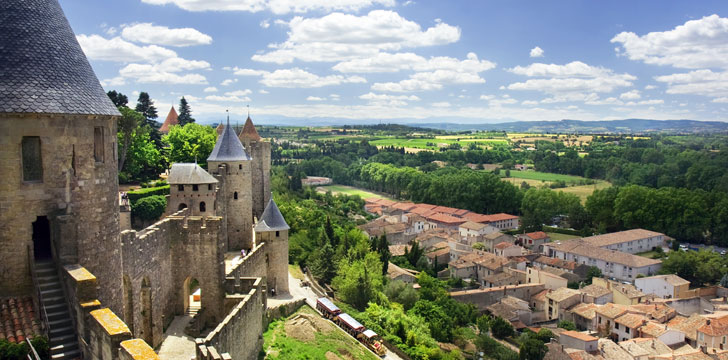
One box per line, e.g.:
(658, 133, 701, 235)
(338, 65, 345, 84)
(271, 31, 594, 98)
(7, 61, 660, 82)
(494, 242, 523, 258)
(526, 267, 569, 290)
(637, 320, 686, 346)
(474, 252, 512, 282)
(483, 232, 516, 252)
(517, 231, 551, 250)
(565, 303, 601, 331)
(580, 228, 667, 254)
(426, 213, 467, 231)
(387, 262, 419, 283)
(384, 202, 417, 216)
(635, 274, 691, 300)
(559, 331, 599, 353)
(530, 289, 550, 315)
(696, 314, 728, 353)
(667, 314, 708, 347)
(358, 218, 411, 244)
(487, 296, 533, 327)
(402, 213, 431, 235)
(596, 303, 629, 337)
(579, 284, 614, 305)
(613, 313, 649, 341)
(532, 256, 591, 280)
(483, 272, 520, 288)
(459, 221, 499, 245)
(593, 278, 648, 305)
(546, 287, 582, 321)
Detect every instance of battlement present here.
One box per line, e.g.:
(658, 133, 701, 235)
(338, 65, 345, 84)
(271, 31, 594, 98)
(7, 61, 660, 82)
(227, 242, 267, 279)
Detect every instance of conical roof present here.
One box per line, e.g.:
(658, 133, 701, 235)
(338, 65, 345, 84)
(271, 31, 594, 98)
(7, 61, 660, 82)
(159, 106, 179, 133)
(215, 123, 224, 135)
(255, 198, 289, 232)
(239, 117, 262, 141)
(207, 122, 250, 162)
(0, 0, 119, 116)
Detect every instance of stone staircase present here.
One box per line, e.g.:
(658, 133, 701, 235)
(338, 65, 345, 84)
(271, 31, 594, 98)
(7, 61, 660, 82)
(187, 303, 201, 316)
(34, 260, 80, 360)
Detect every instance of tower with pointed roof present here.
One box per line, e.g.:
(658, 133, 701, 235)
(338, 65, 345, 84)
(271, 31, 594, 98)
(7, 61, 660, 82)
(159, 106, 179, 134)
(255, 198, 290, 294)
(0, 0, 124, 313)
(239, 116, 271, 219)
(207, 120, 254, 250)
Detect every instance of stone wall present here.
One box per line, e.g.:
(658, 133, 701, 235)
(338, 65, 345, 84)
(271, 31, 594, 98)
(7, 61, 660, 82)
(450, 283, 546, 311)
(257, 229, 289, 295)
(242, 139, 270, 220)
(0, 114, 122, 318)
(209, 162, 253, 251)
(227, 242, 267, 280)
(167, 182, 217, 217)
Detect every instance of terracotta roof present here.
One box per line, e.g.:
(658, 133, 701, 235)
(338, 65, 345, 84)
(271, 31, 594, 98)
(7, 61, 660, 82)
(462, 212, 493, 223)
(531, 289, 551, 302)
(426, 247, 450, 259)
(159, 106, 178, 133)
(387, 262, 418, 280)
(524, 231, 549, 240)
(391, 202, 417, 211)
(426, 213, 467, 225)
(569, 303, 600, 320)
(697, 314, 728, 337)
(413, 203, 437, 210)
(596, 303, 629, 319)
(495, 241, 516, 250)
(579, 284, 612, 299)
(598, 338, 634, 360)
(453, 209, 470, 216)
(432, 205, 460, 215)
(638, 321, 672, 338)
(667, 314, 707, 341)
(546, 287, 581, 302)
(582, 229, 664, 247)
(0, 297, 41, 343)
(239, 116, 261, 141)
(628, 303, 676, 321)
(460, 221, 489, 231)
(561, 330, 598, 342)
(375, 199, 397, 207)
(485, 232, 511, 240)
(615, 313, 649, 329)
(485, 213, 519, 222)
(484, 272, 516, 284)
(388, 244, 411, 256)
(534, 256, 579, 271)
(546, 240, 662, 268)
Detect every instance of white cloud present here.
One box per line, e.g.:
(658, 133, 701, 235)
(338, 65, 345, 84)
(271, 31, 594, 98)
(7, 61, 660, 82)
(221, 78, 238, 86)
(257, 68, 367, 88)
(655, 69, 728, 98)
(479, 95, 494, 101)
(205, 95, 251, 102)
(359, 92, 420, 101)
(329, 94, 340, 99)
(612, 14, 728, 69)
(115, 57, 210, 85)
(121, 23, 212, 47)
(252, 10, 460, 64)
(432, 101, 451, 108)
(644, 85, 657, 90)
(521, 100, 538, 106)
(232, 68, 269, 76)
(260, 20, 270, 28)
(307, 96, 325, 101)
(529, 46, 544, 58)
(334, 52, 495, 74)
(619, 90, 641, 100)
(141, 0, 395, 14)
(712, 97, 728, 103)
(225, 89, 252, 96)
(101, 76, 126, 87)
(259, 89, 269, 94)
(506, 61, 636, 97)
(204, 87, 218, 93)
(77, 34, 177, 62)
(371, 78, 442, 92)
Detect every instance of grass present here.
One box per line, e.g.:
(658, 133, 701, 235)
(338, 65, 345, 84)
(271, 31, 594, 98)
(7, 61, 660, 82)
(262, 306, 379, 360)
(289, 264, 305, 280)
(558, 181, 611, 203)
(635, 250, 663, 259)
(370, 137, 508, 150)
(545, 232, 581, 242)
(502, 170, 589, 183)
(317, 185, 395, 201)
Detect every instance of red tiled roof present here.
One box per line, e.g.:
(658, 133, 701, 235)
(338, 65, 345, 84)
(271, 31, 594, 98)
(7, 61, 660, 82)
(495, 241, 515, 250)
(427, 213, 467, 225)
(462, 212, 492, 223)
(525, 231, 549, 240)
(0, 297, 41, 343)
(239, 116, 261, 141)
(392, 202, 416, 211)
(432, 205, 460, 215)
(484, 213, 519, 222)
(697, 314, 728, 337)
(376, 199, 396, 207)
(159, 106, 178, 133)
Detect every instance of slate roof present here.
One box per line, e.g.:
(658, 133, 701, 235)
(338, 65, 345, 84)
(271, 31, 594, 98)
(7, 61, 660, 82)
(255, 198, 289, 232)
(167, 163, 218, 185)
(239, 116, 262, 141)
(0, 0, 120, 116)
(207, 122, 251, 162)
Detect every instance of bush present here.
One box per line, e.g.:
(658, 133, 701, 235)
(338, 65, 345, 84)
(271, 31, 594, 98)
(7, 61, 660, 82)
(557, 320, 576, 331)
(490, 317, 514, 339)
(131, 195, 167, 221)
(0, 339, 29, 360)
(127, 185, 170, 203)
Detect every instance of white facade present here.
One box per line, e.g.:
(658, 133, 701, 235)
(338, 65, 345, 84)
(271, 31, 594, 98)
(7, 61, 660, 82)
(634, 276, 687, 299)
(598, 235, 665, 254)
(543, 244, 662, 282)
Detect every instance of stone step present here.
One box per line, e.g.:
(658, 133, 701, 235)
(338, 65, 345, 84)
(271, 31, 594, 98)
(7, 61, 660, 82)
(44, 302, 68, 313)
(37, 275, 60, 285)
(49, 325, 74, 338)
(48, 318, 73, 330)
(42, 295, 66, 307)
(51, 348, 80, 360)
(50, 341, 78, 354)
(35, 267, 56, 277)
(41, 287, 63, 298)
(46, 310, 70, 322)
(50, 333, 76, 347)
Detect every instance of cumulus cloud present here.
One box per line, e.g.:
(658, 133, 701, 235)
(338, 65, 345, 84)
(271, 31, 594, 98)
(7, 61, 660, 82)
(307, 96, 325, 101)
(121, 23, 212, 47)
(644, 85, 657, 90)
(619, 90, 641, 100)
(205, 94, 252, 102)
(611, 14, 728, 69)
(232, 68, 269, 76)
(529, 46, 544, 58)
(432, 101, 451, 108)
(204, 87, 218, 93)
(252, 10, 460, 64)
(141, 0, 395, 14)
(655, 69, 728, 98)
(226, 89, 252, 96)
(118, 57, 210, 84)
(244, 68, 367, 88)
(221, 78, 238, 86)
(359, 92, 419, 105)
(77, 34, 177, 62)
(334, 52, 495, 74)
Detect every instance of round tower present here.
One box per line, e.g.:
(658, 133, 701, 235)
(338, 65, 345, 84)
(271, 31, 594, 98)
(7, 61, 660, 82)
(254, 198, 290, 295)
(0, 0, 122, 313)
(207, 121, 253, 251)
(239, 117, 271, 220)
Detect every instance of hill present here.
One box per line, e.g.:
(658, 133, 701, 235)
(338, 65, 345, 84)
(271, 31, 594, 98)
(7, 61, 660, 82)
(418, 119, 728, 134)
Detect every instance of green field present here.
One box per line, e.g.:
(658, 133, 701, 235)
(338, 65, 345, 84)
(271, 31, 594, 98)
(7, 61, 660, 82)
(502, 170, 589, 183)
(558, 181, 611, 202)
(370, 137, 508, 150)
(317, 185, 394, 200)
(501, 170, 610, 202)
(545, 232, 580, 241)
(263, 306, 379, 360)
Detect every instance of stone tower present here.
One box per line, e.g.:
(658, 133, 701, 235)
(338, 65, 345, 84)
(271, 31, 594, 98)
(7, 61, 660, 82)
(207, 121, 253, 250)
(239, 117, 271, 220)
(254, 198, 290, 295)
(0, 0, 123, 313)
(166, 163, 218, 216)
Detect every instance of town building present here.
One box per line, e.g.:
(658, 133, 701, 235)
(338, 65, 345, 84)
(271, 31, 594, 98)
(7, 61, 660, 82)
(559, 331, 599, 352)
(516, 231, 550, 250)
(578, 284, 614, 305)
(166, 163, 218, 217)
(580, 229, 667, 254)
(546, 287, 582, 321)
(635, 274, 691, 299)
(483, 232, 516, 252)
(494, 242, 523, 258)
(697, 314, 728, 353)
(526, 267, 569, 291)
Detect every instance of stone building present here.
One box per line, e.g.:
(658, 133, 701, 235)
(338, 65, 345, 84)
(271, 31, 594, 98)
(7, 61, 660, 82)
(166, 163, 218, 216)
(255, 198, 290, 295)
(239, 116, 271, 220)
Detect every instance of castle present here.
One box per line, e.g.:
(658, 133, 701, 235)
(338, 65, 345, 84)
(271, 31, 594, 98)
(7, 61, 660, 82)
(0, 1, 288, 359)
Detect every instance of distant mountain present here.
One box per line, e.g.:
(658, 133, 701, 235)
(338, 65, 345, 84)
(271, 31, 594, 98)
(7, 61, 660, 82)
(417, 119, 728, 134)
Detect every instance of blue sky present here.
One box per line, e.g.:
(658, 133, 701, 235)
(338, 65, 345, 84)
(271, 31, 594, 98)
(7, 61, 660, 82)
(59, 0, 728, 125)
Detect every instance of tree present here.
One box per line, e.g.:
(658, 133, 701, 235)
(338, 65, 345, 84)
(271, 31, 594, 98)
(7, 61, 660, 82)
(131, 195, 166, 221)
(310, 242, 336, 284)
(178, 97, 195, 125)
(721, 273, 728, 287)
(490, 317, 514, 339)
(119, 124, 165, 183)
(585, 266, 603, 285)
(476, 314, 491, 333)
(163, 123, 217, 165)
(557, 320, 576, 331)
(332, 251, 384, 310)
(107, 90, 128, 107)
(135, 92, 158, 124)
(519, 338, 547, 360)
(117, 107, 144, 172)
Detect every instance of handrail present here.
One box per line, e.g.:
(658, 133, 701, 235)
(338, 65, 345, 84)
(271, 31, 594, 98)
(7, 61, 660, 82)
(27, 245, 50, 339)
(26, 338, 41, 360)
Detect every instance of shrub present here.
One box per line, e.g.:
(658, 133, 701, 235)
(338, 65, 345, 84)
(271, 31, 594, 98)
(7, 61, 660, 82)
(126, 185, 170, 203)
(490, 316, 514, 339)
(557, 320, 576, 331)
(131, 195, 167, 221)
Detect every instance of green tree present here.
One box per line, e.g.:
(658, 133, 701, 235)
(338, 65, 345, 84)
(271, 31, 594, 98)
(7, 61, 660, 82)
(131, 195, 166, 221)
(557, 320, 576, 331)
(164, 123, 217, 165)
(117, 107, 144, 172)
(310, 242, 336, 284)
(135, 91, 158, 125)
(519, 337, 547, 360)
(332, 251, 384, 310)
(476, 314, 491, 333)
(490, 317, 514, 339)
(107, 90, 128, 107)
(119, 124, 165, 182)
(585, 266, 603, 285)
(178, 97, 195, 125)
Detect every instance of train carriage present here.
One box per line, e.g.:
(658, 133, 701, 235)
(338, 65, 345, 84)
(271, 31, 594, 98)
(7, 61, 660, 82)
(316, 297, 341, 319)
(335, 313, 365, 337)
(359, 329, 387, 356)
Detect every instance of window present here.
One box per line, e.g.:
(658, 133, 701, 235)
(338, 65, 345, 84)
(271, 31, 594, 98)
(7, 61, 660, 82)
(276, 231, 280, 237)
(615, 323, 619, 330)
(234, 192, 238, 200)
(239, 164, 242, 170)
(178, 185, 184, 191)
(21, 137, 42, 182)
(200, 202, 206, 212)
(94, 127, 104, 162)
(208, 184, 212, 191)
(192, 184, 199, 191)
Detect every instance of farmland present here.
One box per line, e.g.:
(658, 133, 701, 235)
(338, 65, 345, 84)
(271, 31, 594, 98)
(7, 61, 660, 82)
(370, 137, 509, 150)
(316, 185, 394, 200)
(500, 170, 611, 202)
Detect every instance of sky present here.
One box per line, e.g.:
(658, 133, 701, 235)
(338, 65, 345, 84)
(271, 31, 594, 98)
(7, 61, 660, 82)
(59, 0, 728, 125)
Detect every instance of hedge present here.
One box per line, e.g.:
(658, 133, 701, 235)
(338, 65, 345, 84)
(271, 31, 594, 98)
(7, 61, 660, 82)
(127, 185, 170, 203)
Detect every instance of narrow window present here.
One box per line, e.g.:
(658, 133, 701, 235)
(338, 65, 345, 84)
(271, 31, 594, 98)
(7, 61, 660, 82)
(239, 164, 242, 170)
(71, 144, 76, 172)
(94, 127, 104, 163)
(193, 184, 199, 191)
(234, 192, 238, 200)
(208, 184, 212, 191)
(178, 184, 184, 191)
(200, 202, 206, 212)
(22, 137, 42, 182)
(276, 231, 280, 237)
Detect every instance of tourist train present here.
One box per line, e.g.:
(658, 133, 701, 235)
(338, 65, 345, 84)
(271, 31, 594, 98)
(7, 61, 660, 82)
(316, 297, 387, 356)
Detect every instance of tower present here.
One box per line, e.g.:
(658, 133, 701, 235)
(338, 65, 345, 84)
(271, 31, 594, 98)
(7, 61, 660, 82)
(166, 163, 218, 216)
(159, 106, 178, 134)
(254, 198, 290, 295)
(239, 116, 271, 220)
(0, 0, 123, 313)
(207, 121, 253, 250)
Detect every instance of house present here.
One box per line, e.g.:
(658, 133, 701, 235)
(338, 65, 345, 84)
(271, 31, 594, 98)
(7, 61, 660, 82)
(618, 337, 672, 359)
(449, 253, 480, 280)
(514, 164, 528, 171)
(483, 272, 519, 288)
(668, 314, 708, 347)
(484, 213, 520, 230)
(596, 303, 629, 336)
(543, 240, 662, 282)
(566, 303, 601, 331)
(696, 314, 728, 352)
(532, 256, 591, 280)
(425, 242, 451, 268)
(426, 213, 467, 231)
(638, 320, 685, 346)
(459, 221, 499, 245)
(635, 274, 691, 299)
(483, 232, 515, 252)
(579, 284, 614, 305)
(487, 296, 532, 326)
(387, 262, 419, 283)
(517, 231, 551, 250)
(581, 229, 667, 254)
(358, 220, 411, 244)
(545, 287, 582, 321)
(384, 202, 417, 216)
(416, 229, 456, 250)
(593, 278, 648, 305)
(474, 252, 512, 281)
(628, 303, 677, 323)
(613, 313, 649, 341)
(530, 289, 551, 314)
(560, 331, 599, 352)
(526, 267, 569, 290)
(494, 242, 523, 258)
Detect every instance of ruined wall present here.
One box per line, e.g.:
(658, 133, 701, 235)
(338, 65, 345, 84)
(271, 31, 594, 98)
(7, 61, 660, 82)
(242, 139, 270, 220)
(450, 283, 546, 311)
(0, 114, 122, 316)
(209, 162, 253, 251)
(257, 230, 289, 295)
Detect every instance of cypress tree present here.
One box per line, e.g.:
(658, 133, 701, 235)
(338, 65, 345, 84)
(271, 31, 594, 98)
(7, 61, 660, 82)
(178, 97, 195, 125)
